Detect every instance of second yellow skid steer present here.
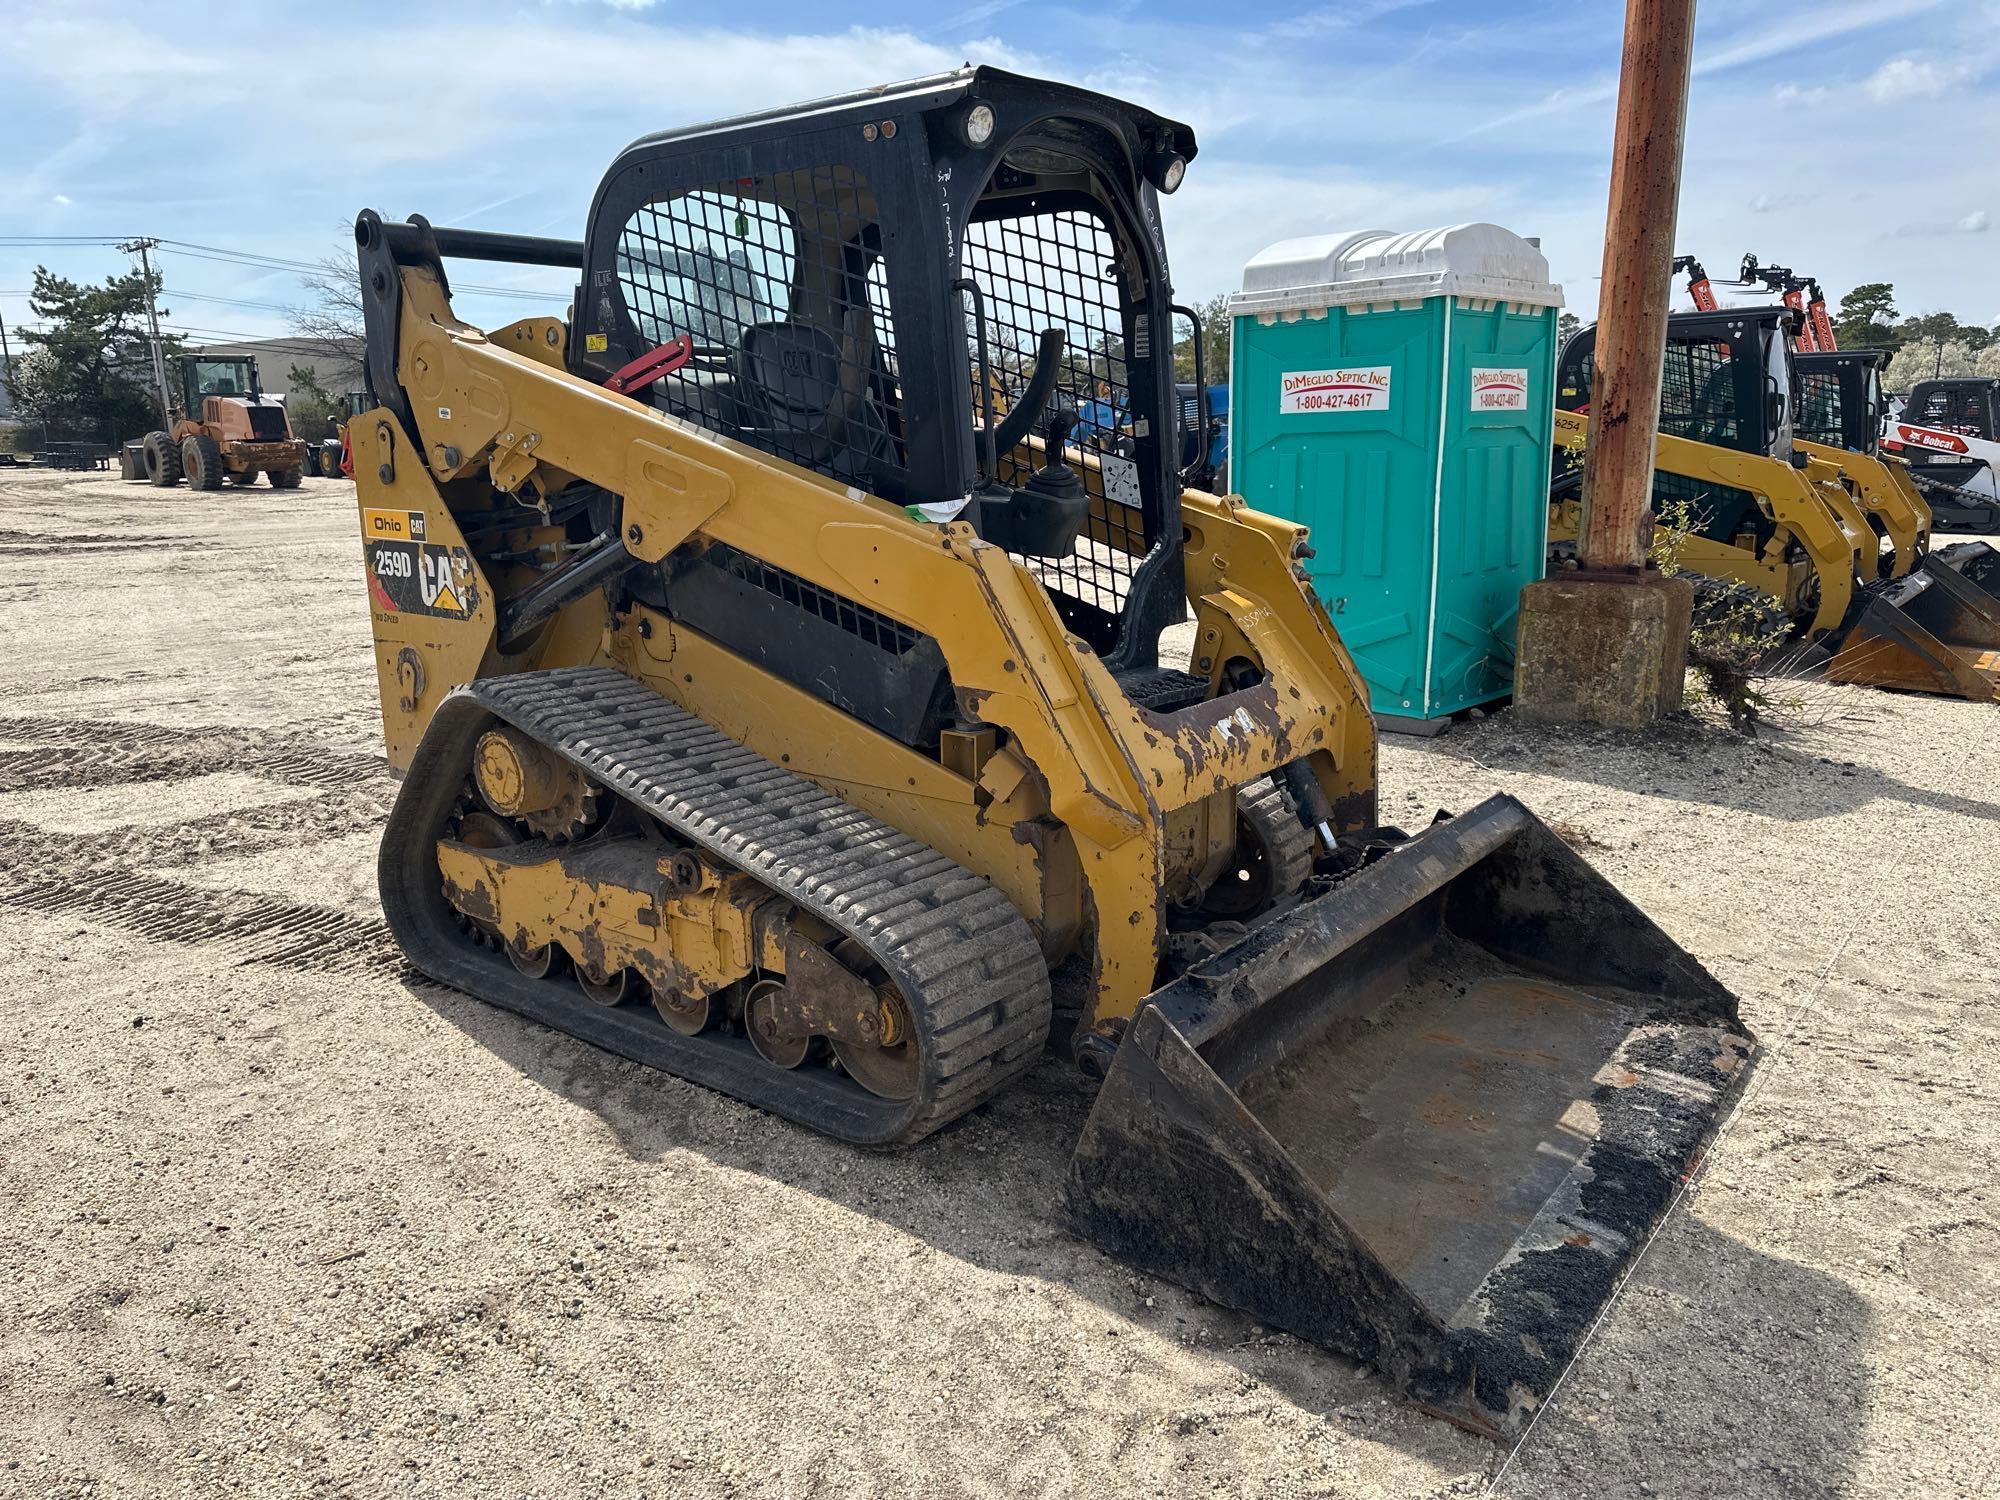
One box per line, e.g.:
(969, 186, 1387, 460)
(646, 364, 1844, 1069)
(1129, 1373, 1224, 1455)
(1794, 348, 2000, 694)
(1552, 308, 2000, 700)
(350, 69, 1751, 1438)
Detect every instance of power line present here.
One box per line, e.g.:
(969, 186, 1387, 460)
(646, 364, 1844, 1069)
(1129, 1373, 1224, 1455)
(161, 241, 566, 302)
(153, 242, 559, 302)
(162, 288, 300, 314)
(157, 238, 325, 273)
(159, 324, 353, 351)
(6, 232, 567, 304)
(0, 236, 130, 246)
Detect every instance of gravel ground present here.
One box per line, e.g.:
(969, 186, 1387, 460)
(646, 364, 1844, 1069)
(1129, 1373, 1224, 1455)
(0, 464, 1994, 1499)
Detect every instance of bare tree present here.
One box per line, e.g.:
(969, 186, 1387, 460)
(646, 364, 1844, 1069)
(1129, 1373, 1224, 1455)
(286, 253, 366, 385)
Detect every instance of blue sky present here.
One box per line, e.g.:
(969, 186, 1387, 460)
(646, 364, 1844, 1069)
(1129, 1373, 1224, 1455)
(1, 0, 1995, 350)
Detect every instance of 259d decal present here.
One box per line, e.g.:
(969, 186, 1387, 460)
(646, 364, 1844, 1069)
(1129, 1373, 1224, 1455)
(365, 531, 480, 620)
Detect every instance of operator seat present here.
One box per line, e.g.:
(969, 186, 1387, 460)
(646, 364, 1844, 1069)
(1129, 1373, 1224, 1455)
(735, 304, 890, 483)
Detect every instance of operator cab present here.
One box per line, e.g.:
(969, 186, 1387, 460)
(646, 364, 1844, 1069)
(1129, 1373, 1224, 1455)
(1555, 306, 1806, 547)
(1891, 376, 2000, 498)
(571, 67, 1199, 668)
(1796, 349, 1893, 454)
(178, 355, 264, 412)
(1901, 377, 1999, 444)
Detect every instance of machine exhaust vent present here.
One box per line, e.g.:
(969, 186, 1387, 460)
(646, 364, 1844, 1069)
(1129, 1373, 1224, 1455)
(720, 549, 923, 657)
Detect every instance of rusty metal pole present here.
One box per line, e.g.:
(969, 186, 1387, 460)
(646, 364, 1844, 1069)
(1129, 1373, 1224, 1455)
(1578, 0, 1698, 572)
(1514, 0, 1697, 727)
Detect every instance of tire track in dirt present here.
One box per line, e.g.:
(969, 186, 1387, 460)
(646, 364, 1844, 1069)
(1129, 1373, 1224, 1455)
(0, 715, 399, 976)
(2, 868, 397, 975)
(0, 716, 390, 795)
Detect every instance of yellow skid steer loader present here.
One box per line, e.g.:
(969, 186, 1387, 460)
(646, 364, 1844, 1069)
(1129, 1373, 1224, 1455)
(351, 69, 1751, 1438)
(1794, 348, 2000, 692)
(1551, 308, 2000, 700)
(1795, 349, 1930, 578)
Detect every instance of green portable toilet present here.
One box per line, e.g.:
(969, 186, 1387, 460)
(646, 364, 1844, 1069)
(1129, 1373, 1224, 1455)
(1227, 225, 1563, 731)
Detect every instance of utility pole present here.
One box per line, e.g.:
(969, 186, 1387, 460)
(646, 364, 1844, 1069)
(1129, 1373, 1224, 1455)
(1514, 0, 1698, 729)
(0, 307, 13, 397)
(1577, 0, 1697, 572)
(118, 237, 174, 424)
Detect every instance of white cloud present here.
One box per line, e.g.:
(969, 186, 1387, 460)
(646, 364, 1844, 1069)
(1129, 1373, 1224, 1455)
(1865, 56, 1948, 101)
(1453, 0, 1948, 140)
(1161, 159, 1523, 302)
(0, 0, 1993, 332)
(1894, 208, 1994, 237)
(1267, 0, 1439, 40)
(51, 193, 71, 205)
(1696, 0, 1946, 74)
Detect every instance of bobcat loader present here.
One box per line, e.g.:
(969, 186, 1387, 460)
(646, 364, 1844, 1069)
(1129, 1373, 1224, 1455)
(1883, 375, 2000, 532)
(1552, 308, 2000, 700)
(351, 69, 1752, 1439)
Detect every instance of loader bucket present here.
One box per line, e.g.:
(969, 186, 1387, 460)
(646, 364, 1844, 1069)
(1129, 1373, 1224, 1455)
(1066, 796, 1753, 1440)
(1923, 541, 2000, 603)
(1825, 563, 2000, 700)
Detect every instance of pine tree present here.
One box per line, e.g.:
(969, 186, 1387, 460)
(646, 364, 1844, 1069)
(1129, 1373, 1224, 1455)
(3, 266, 179, 444)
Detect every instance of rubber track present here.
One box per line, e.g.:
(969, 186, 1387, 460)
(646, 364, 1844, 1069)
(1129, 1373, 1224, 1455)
(1913, 473, 2000, 526)
(435, 668, 1053, 1146)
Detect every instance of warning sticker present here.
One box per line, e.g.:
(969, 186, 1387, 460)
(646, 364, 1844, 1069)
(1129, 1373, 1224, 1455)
(1280, 366, 1391, 414)
(361, 507, 427, 543)
(1470, 367, 1530, 411)
(365, 541, 479, 619)
(1098, 452, 1142, 508)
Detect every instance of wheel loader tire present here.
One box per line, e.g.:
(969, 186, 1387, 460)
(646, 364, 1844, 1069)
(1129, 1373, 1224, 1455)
(142, 431, 181, 487)
(228, 468, 261, 487)
(182, 434, 225, 491)
(269, 466, 304, 489)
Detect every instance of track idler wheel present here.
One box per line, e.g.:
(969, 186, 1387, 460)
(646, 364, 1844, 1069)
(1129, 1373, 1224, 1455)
(576, 965, 632, 1008)
(506, 938, 558, 980)
(473, 726, 598, 841)
(825, 939, 919, 1101)
(744, 978, 810, 1068)
(830, 1026, 918, 1101)
(654, 985, 718, 1037)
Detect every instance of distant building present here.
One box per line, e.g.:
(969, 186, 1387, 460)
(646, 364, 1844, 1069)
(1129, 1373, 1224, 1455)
(187, 336, 365, 399)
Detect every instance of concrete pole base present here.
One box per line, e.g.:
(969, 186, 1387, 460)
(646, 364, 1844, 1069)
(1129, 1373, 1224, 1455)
(1514, 572, 1694, 729)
